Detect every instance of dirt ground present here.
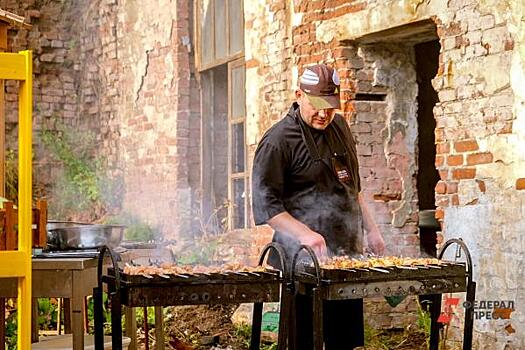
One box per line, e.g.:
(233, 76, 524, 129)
(135, 304, 428, 350)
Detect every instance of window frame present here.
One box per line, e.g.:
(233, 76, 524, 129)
(227, 58, 248, 230)
(195, 0, 244, 72)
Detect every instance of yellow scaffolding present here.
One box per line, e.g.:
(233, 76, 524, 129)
(0, 50, 32, 350)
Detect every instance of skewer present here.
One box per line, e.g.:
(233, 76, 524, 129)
(425, 264, 442, 269)
(175, 274, 190, 279)
(247, 271, 261, 277)
(232, 271, 250, 276)
(341, 268, 357, 273)
(140, 273, 153, 279)
(368, 267, 390, 274)
(158, 273, 170, 279)
(395, 265, 418, 270)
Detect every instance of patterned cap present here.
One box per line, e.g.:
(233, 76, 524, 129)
(299, 64, 341, 109)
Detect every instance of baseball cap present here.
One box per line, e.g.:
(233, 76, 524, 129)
(299, 64, 341, 110)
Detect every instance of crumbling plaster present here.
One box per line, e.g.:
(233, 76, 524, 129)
(307, 0, 525, 347)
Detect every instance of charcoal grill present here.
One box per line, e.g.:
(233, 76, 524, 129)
(290, 238, 476, 350)
(93, 243, 291, 350)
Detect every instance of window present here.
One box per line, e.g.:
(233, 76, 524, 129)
(228, 60, 248, 229)
(197, 1, 247, 231)
(197, 0, 244, 70)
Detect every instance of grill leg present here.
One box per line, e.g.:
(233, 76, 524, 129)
(288, 291, 298, 350)
(93, 287, 105, 350)
(429, 293, 442, 350)
(277, 286, 292, 350)
(463, 281, 476, 350)
(312, 288, 323, 350)
(250, 302, 263, 350)
(111, 291, 123, 350)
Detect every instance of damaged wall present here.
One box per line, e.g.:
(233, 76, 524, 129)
(114, 0, 197, 240)
(294, 0, 525, 347)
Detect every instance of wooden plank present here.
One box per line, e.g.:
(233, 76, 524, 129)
(0, 53, 26, 80)
(154, 306, 165, 349)
(0, 23, 7, 50)
(0, 251, 29, 277)
(0, 23, 6, 199)
(36, 200, 48, 248)
(5, 201, 16, 250)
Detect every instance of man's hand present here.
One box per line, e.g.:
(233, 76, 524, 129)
(267, 212, 328, 259)
(367, 228, 385, 256)
(297, 229, 328, 260)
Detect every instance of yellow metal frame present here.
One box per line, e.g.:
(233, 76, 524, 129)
(0, 50, 32, 350)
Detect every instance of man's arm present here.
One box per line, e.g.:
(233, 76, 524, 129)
(267, 212, 328, 258)
(358, 192, 385, 255)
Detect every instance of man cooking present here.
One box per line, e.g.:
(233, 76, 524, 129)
(252, 63, 385, 349)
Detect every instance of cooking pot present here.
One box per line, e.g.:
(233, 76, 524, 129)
(47, 221, 126, 250)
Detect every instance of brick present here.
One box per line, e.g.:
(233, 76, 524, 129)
(454, 140, 479, 152)
(439, 170, 449, 180)
(435, 208, 444, 220)
(435, 155, 444, 167)
(517, 178, 525, 190)
(467, 152, 493, 165)
(436, 142, 450, 154)
(436, 195, 450, 207)
(435, 181, 447, 194)
(477, 180, 486, 193)
(451, 194, 459, 206)
(452, 168, 476, 180)
(447, 154, 463, 166)
(447, 182, 458, 194)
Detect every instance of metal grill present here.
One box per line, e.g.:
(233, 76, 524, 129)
(93, 243, 291, 350)
(289, 239, 476, 350)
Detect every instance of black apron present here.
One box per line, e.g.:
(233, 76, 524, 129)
(270, 111, 363, 269)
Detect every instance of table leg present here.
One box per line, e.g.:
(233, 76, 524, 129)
(124, 306, 137, 350)
(72, 272, 85, 350)
(154, 306, 165, 350)
(63, 298, 72, 334)
(31, 298, 39, 343)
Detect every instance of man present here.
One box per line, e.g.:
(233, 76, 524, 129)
(252, 63, 385, 349)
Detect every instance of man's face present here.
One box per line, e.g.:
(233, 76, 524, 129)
(296, 89, 336, 130)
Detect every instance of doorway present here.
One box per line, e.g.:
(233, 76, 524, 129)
(415, 40, 441, 257)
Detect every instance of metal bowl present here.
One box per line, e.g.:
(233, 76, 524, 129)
(47, 224, 126, 250)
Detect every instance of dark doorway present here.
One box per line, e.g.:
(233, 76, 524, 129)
(415, 40, 440, 257)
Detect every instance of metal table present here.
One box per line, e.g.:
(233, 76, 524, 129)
(0, 257, 98, 350)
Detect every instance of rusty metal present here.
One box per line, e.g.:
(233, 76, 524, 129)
(290, 240, 476, 350)
(94, 243, 290, 350)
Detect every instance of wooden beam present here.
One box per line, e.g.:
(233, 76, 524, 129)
(0, 23, 6, 197)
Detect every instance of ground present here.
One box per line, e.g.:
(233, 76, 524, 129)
(135, 304, 429, 350)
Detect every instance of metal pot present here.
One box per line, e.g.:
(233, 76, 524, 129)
(47, 223, 126, 250)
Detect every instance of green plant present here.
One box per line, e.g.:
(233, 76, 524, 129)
(5, 299, 17, 350)
(175, 235, 220, 265)
(233, 323, 277, 350)
(37, 298, 59, 330)
(417, 300, 432, 345)
(40, 120, 123, 220)
(104, 213, 157, 242)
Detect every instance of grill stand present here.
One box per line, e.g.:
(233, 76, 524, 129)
(290, 239, 476, 350)
(94, 243, 291, 350)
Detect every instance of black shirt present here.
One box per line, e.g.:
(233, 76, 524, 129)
(252, 103, 364, 262)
